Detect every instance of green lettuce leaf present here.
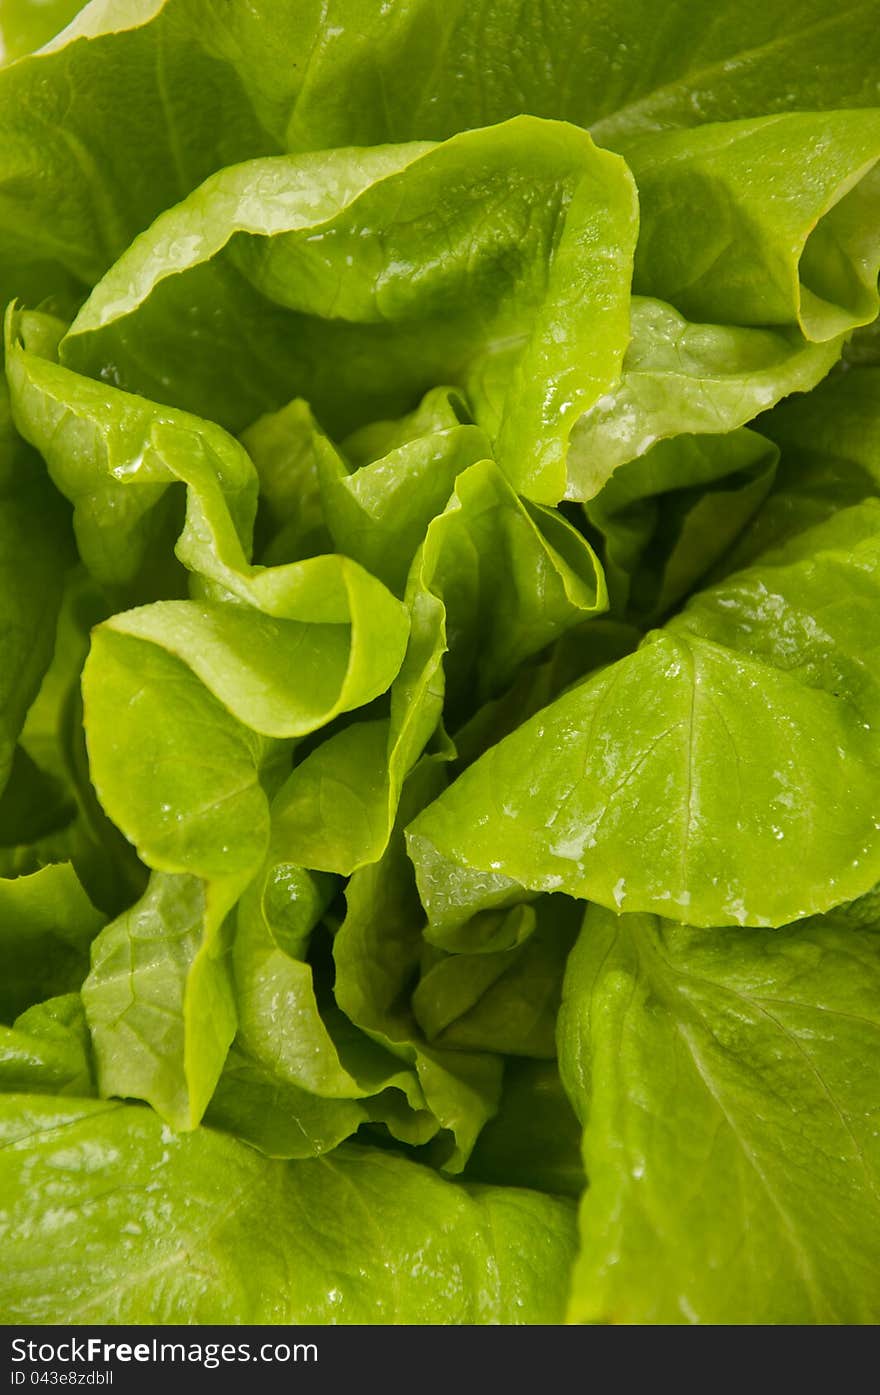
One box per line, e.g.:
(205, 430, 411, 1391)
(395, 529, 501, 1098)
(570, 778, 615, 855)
(559, 903, 880, 1323)
(466, 1059, 585, 1200)
(625, 112, 880, 340)
(82, 871, 240, 1129)
(0, 1095, 576, 1322)
(727, 363, 880, 570)
(585, 429, 778, 621)
(273, 452, 605, 876)
(0, 995, 94, 1097)
(3, 0, 880, 1330)
(333, 762, 504, 1171)
(204, 1042, 369, 1159)
(6, 306, 254, 597)
(0, 0, 84, 65)
(412, 897, 580, 1059)
(0, 0, 273, 315)
(240, 398, 334, 566)
(565, 296, 838, 500)
(0, 864, 104, 1022)
(60, 118, 637, 501)
(3, 0, 878, 316)
(0, 380, 72, 799)
(318, 387, 492, 596)
(409, 501, 880, 928)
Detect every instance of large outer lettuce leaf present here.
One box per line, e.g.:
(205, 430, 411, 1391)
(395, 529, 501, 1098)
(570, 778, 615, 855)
(32, 113, 868, 511)
(279, 2, 880, 153)
(0, 1096, 576, 1323)
(0, 0, 876, 322)
(60, 120, 637, 502)
(2, 1, 876, 258)
(0, 0, 276, 315)
(409, 502, 880, 928)
(558, 904, 880, 1324)
(624, 112, 880, 341)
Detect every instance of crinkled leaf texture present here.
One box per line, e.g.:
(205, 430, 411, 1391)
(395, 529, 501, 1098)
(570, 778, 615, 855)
(3, 0, 880, 1331)
(60, 119, 638, 502)
(0, 1097, 576, 1323)
(624, 112, 880, 342)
